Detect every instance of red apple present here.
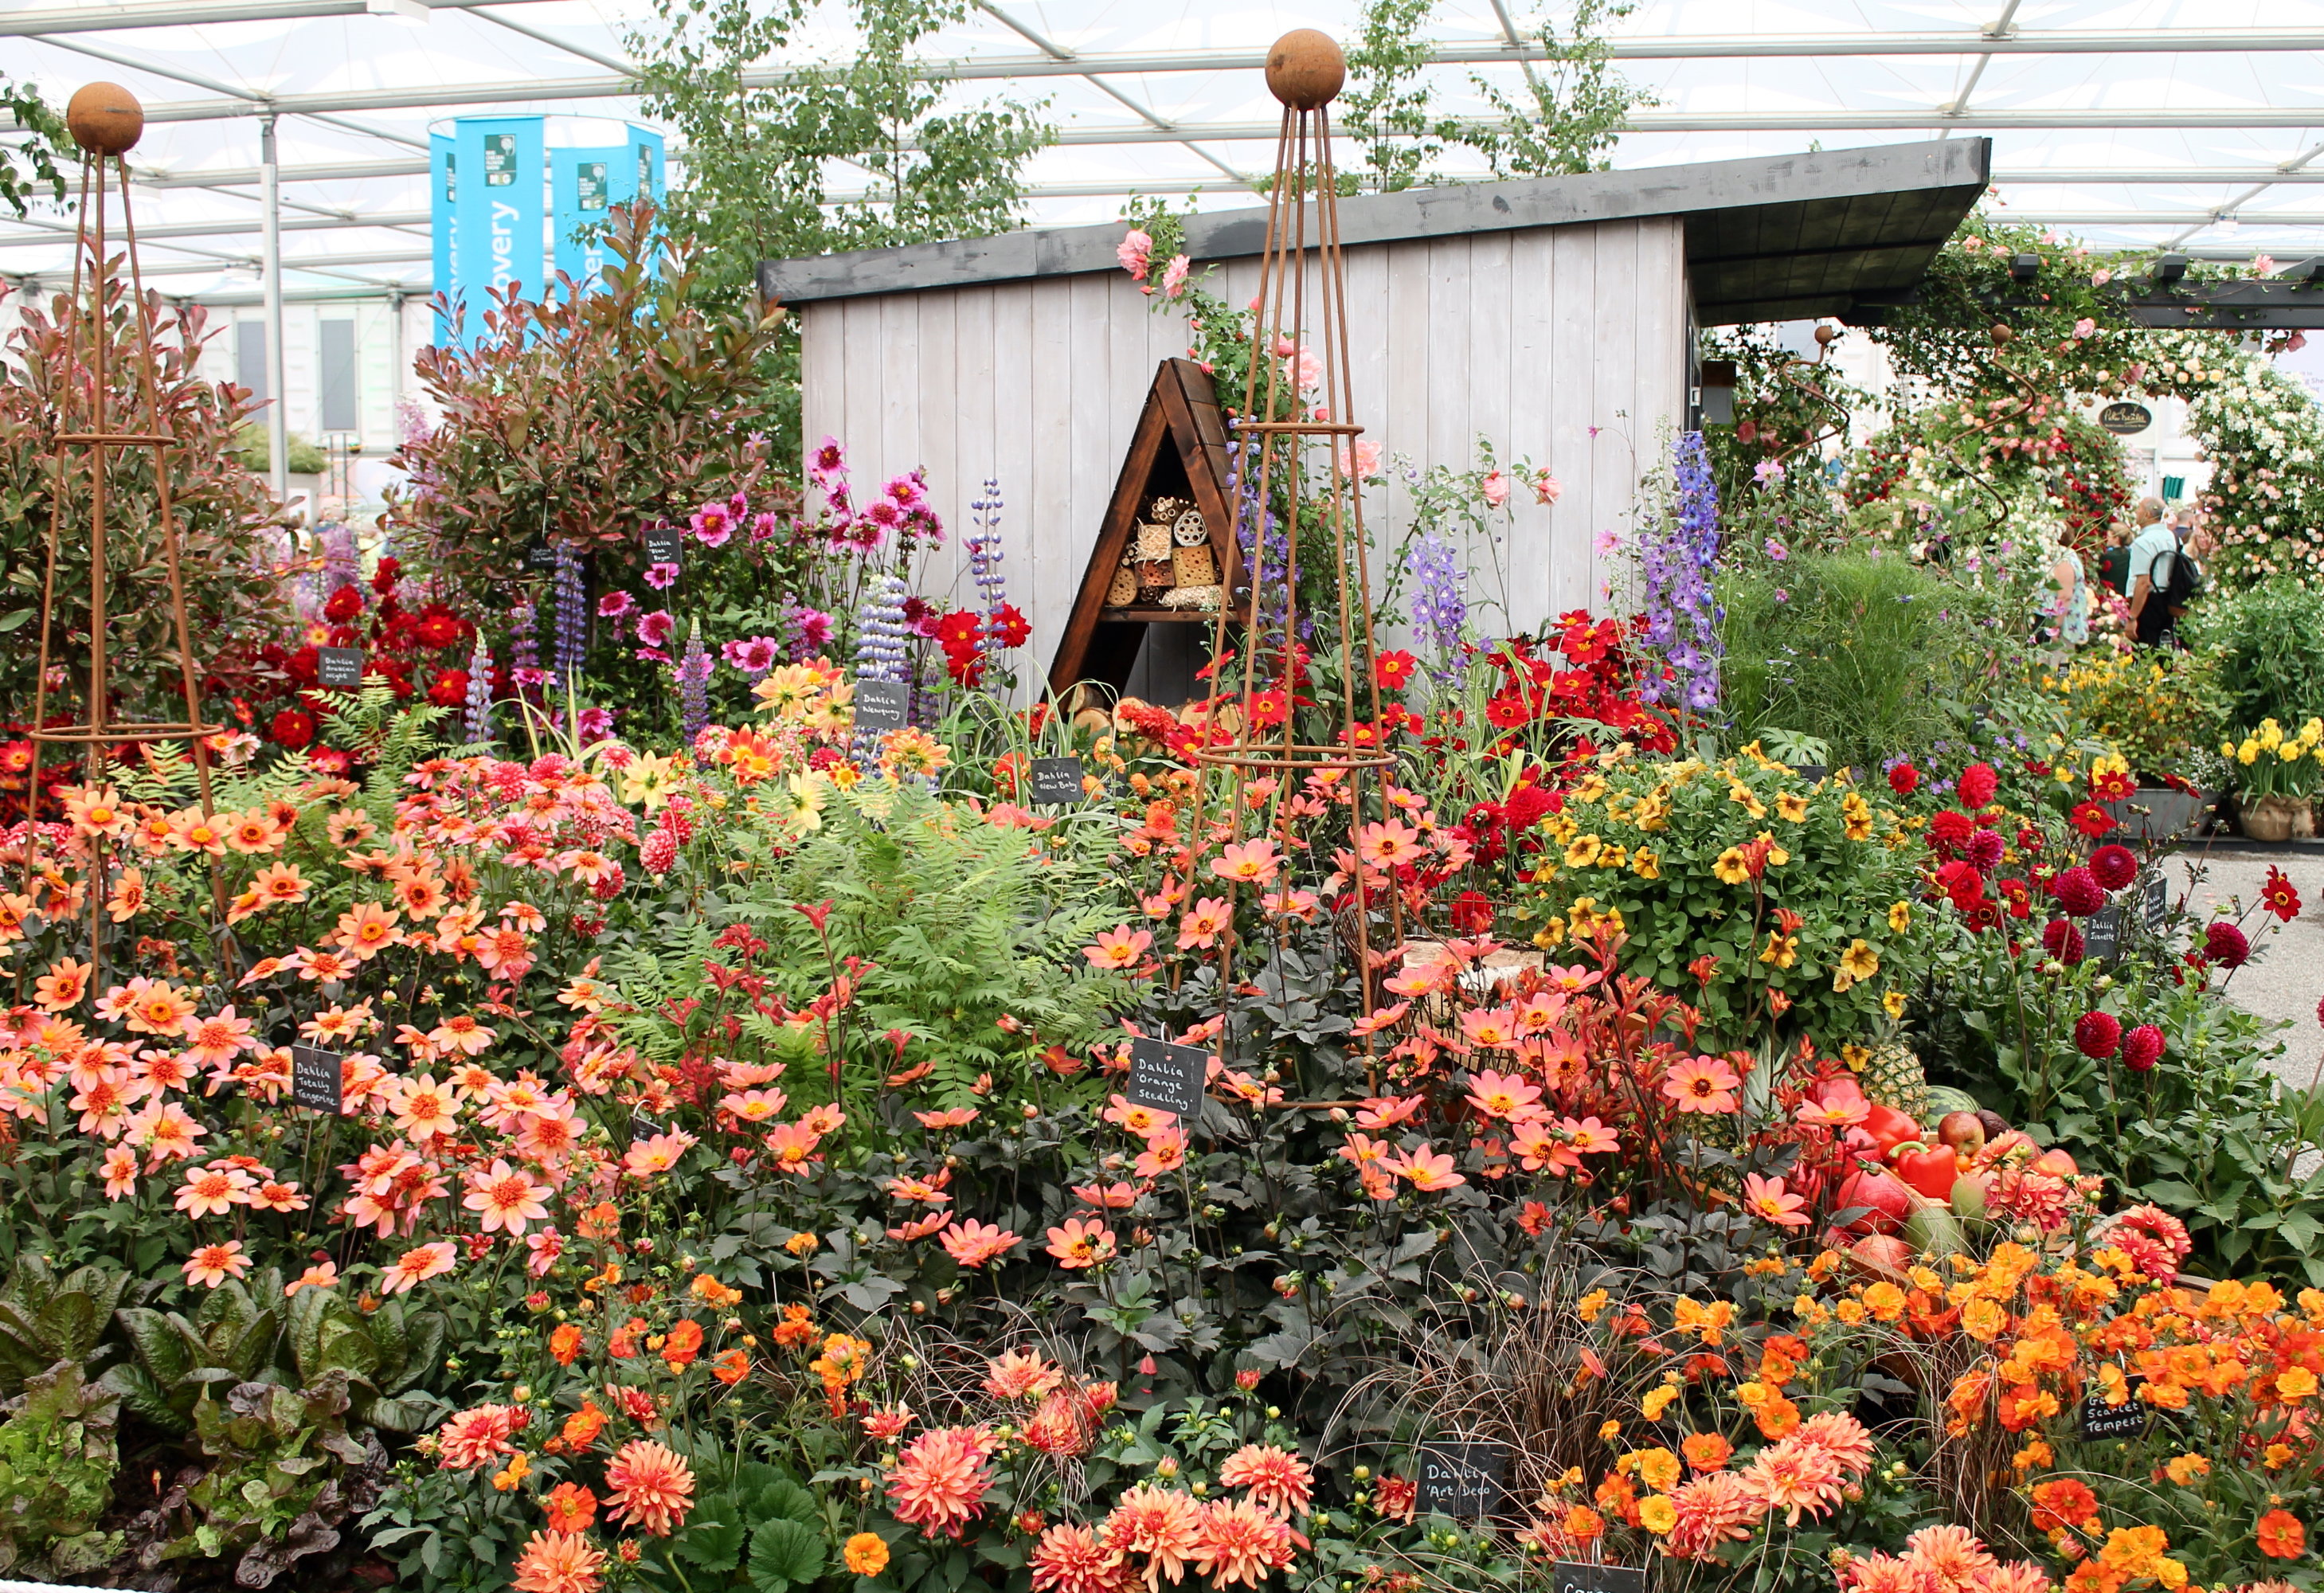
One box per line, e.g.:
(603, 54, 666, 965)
(1936, 1110, 1987, 1157)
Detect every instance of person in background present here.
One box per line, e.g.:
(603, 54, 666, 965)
(2098, 519, 2134, 597)
(2127, 498, 2182, 644)
(2044, 541, 2090, 648)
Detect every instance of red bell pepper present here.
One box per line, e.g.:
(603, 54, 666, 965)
(1860, 1102, 1923, 1157)
(1887, 1141, 1960, 1202)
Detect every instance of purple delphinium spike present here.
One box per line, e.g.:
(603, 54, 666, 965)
(463, 638, 494, 743)
(678, 618, 713, 745)
(552, 542, 587, 689)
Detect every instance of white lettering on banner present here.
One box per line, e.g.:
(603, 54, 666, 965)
(491, 199, 519, 290)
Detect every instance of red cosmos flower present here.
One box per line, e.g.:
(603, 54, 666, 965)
(414, 609, 463, 650)
(427, 669, 470, 709)
(1244, 691, 1289, 728)
(2068, 801, 2119, 839)
(988, 603, 1031, 648)
(269, 709, 316, 750)
(1375, 650, 1418, 691)
(1485, 694, 1531, 730)
(2263, 866, 2302, 922)
(2088, 766, 2137, 803)
(935, 611, 981, 649)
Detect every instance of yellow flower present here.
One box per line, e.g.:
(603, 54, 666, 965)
(1775, 792, 1809, 823)
(1641, 1385, 1680, 1421)
(1576, 1289, 1610, 1323)
(1840, 940, 1880, 980)
(1759, 932, 1798, 970)
(2279, 1367, 2318, 1400)
(1888, 901, 1912, 933)
(1713, 848, 1751, 885)
(1883, 990, 1908, 1020)
(619, 752, 679, 810)
(1841, 1043, 1870, 1071)
(1631, 848, 1661, 879)
(1566, 835, 1604, 867)
(845, 1533, 892, 1577)
(1637, 1495, 1677, 1535)
(1600, 844, 1629, 869)
(1598, 1419, 1622, 1442)
(1570, 774, 1608, 804)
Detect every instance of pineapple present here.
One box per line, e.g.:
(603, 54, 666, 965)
(1859, 1038, 1929, 1126)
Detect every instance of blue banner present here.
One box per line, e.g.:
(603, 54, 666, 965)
(449, 115, 544, 342)
(428, 132, 456, 342)
(550, 127, 664, 297)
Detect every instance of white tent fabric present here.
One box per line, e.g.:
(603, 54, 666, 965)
(4, 0, 2324, 300)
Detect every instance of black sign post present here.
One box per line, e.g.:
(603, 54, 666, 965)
(642, 529, 684, 579)
(524, 538, 560, 573)
(1030, 757, 1086, 806)
(1125, 1036, 1207, 1119)
(2098, 401, 2154, 436)
(1414, 1442, 1508, 1518)
(288, 1045, 345, 1114)
(1551, 1564, 1647, 1593)
(852, 679, 910, 735)
(631, 1110, 666, 1146)
(315, 647, 365, 689)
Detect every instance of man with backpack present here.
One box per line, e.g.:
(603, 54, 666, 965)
(2128, 506, 2197, 646)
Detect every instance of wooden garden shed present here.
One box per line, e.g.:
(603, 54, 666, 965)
(759, 137, 1989, 701)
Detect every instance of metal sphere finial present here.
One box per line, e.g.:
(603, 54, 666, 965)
(1265, 29, 1346, 110)
(67, 82, 145, 155)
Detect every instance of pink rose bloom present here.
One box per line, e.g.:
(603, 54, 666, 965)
(1481, 470, 1508, 510)
(2091, 268, 2112, 287)
(1533, 470, 1563, 506)
(1117, 229, 1152, 280)
(1161, 254, 1190, 299)
(2072, 317, 2096, 339)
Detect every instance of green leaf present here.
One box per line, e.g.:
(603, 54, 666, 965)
(678, 1510, 749, 1574)
(749, 1516, 825, 1593)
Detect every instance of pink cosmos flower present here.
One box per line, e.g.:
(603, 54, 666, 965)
(691, 502, 734, 547)
(597, 590, 636, 620)
(636, 610, 675, 648)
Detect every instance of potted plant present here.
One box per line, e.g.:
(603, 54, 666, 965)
(2221, 717, 2324, 840)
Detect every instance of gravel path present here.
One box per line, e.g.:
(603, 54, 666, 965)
(2165, 847, 2324, 1094)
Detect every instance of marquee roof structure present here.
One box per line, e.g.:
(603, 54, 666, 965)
(2, 0, 2324, 304)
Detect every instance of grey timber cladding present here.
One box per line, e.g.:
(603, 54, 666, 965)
(758, 138, 1990, 323)
(797, 218, 1686, 679)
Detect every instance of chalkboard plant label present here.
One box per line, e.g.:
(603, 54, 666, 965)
(524, 538, 559, 572)
(642, 528, 684, 577)
(2081, 1380, 2152, 1441)
(853, 679, 910, 734)
(2083, 906, 2123, 964)
(289, 1044, 345, 1114)
(1125, 1036, 1207, 1119)
(1551, 1563, 1646, 1593)
(1415, 1441, 1508, 1518)
(1030, 757, 1087, 806)
(631, 1110, 667, 1146)
(316, 647, 366, 689)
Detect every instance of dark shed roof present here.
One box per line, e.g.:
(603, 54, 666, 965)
(759, 137, 1989, 325)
